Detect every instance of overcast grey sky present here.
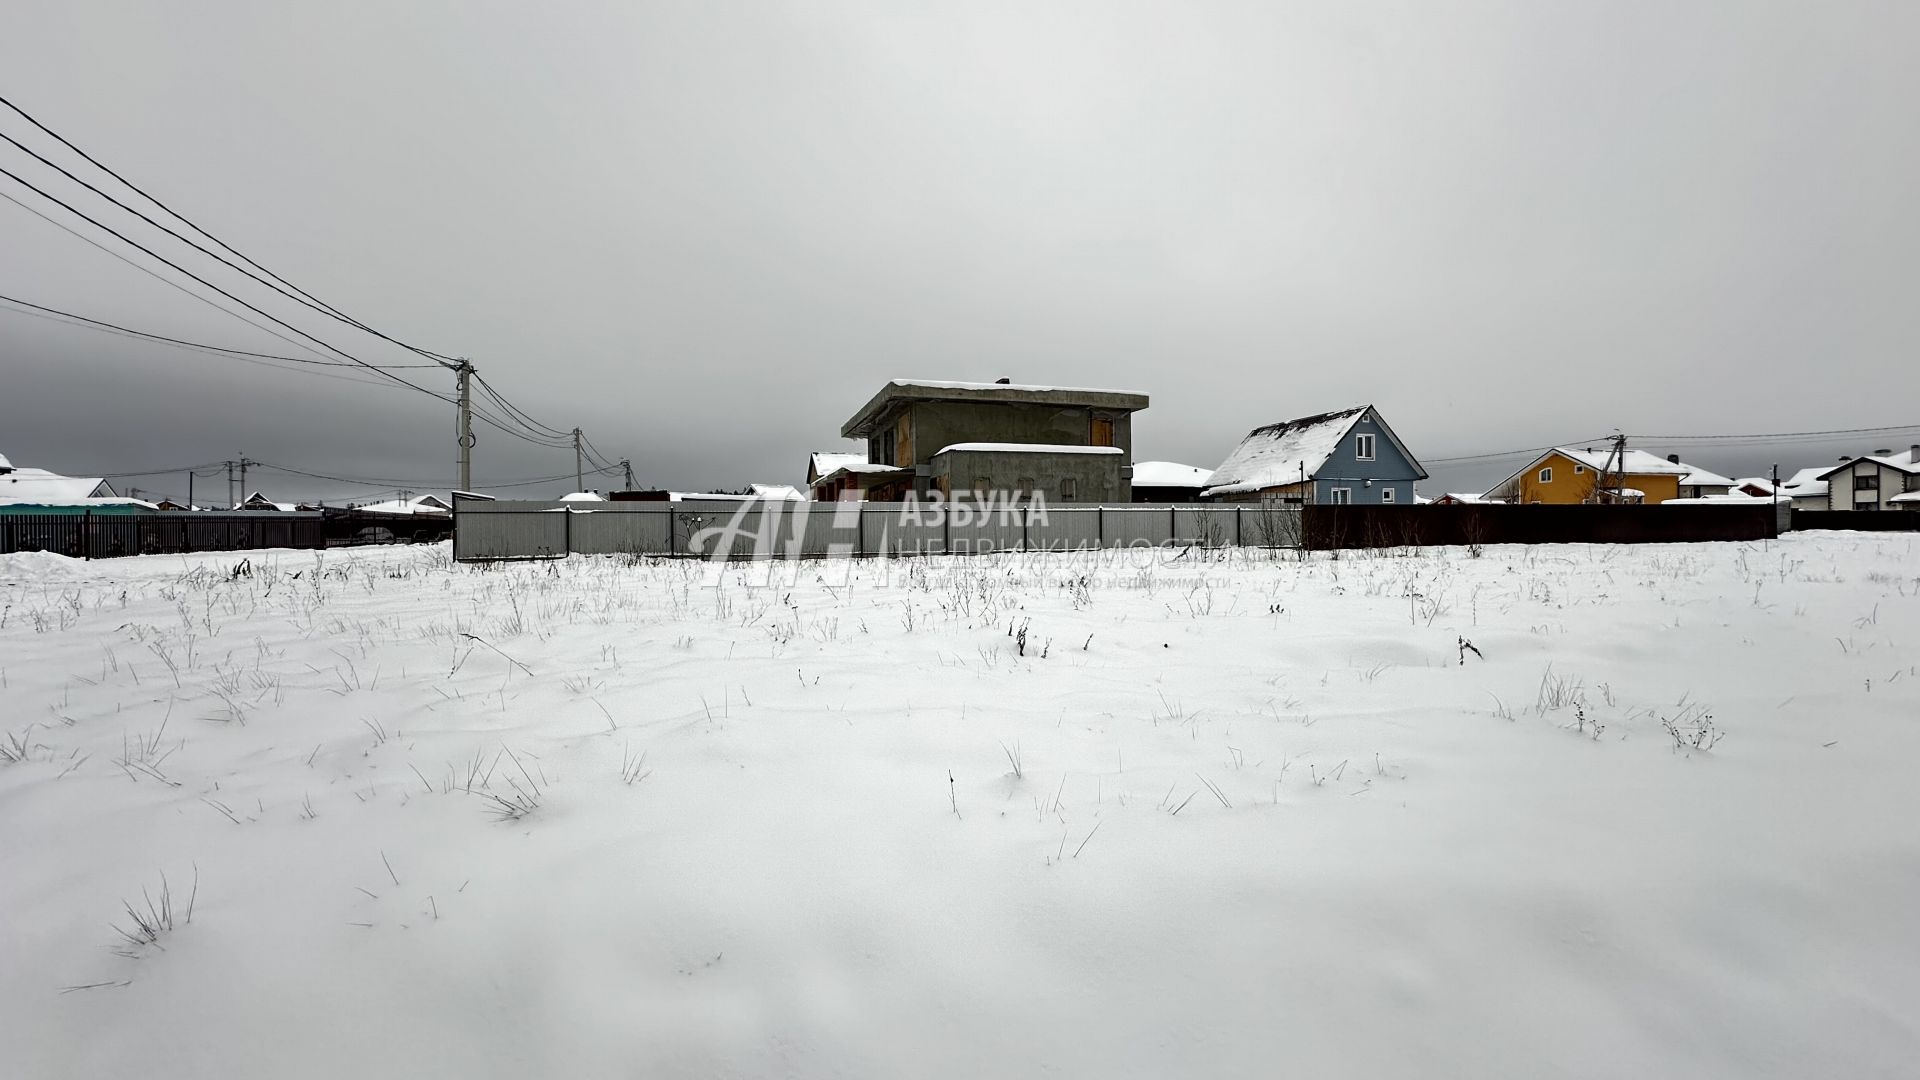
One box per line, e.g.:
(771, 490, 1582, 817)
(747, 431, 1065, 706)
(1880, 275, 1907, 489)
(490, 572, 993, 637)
(3, 0, 1916, 502)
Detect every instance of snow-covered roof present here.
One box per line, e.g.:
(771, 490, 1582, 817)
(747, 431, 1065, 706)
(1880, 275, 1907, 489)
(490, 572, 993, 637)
(886, 379, 1148, 396)
(842, 381, 1149, 438)
(1131, 461, 1214, 488)
(1889, 492, 1920, 504)
(1732, 477, 1776, 494)
(1201, 407, 1369, 497)
(811, 463, 910, 490)
(0, 466, 114, 501)
(357, 495, 451, 515)
(0, 496, 157, 511)
(809, 451, 868, 479)
(1679, 466, 1736, 488)
(1436, 492, 1493, 504)
(1617, 488, 1645, 498)
(1662, 493, 1767, 505)
(934, 443, 1124, 456)
(1817, 453, 1920, 481)
(0, 451, 12, 471)
(1484, 446, 1691, 500)
(558, 491, 605, 502)
(1777, 467, 1830, 497)
(238, 491, 300, 512)
(750, 484, 805, 501)
(1552, 448, 1692, 476)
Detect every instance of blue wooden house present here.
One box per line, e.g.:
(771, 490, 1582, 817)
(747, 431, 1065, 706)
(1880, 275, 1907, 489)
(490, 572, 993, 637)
(1201, 406, 1427, 504)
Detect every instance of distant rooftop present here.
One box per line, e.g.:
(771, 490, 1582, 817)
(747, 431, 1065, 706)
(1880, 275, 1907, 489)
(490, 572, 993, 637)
(841, 380, 1149, 439)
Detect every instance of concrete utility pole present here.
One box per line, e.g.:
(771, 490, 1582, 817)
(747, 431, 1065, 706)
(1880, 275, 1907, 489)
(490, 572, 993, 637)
(188, 470, 194, 509)
(573, 428, 584, 493)
(226, 460, 235, 509)
(455, 358, 475, 492)
(1597, 433, 1628, 504)
(239, 456, 251, 505)
(621, 458, 635, 490)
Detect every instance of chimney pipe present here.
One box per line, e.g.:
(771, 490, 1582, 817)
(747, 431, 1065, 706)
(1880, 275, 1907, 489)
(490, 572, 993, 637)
(1667, 453, 1680, 464)
(995, 377, 1011, 385)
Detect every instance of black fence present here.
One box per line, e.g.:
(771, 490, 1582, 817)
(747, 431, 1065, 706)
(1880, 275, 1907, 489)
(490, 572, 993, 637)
(1790, 510, 1920, 532)
(318, 508, 455, 546)
(0, 512, 326, 559)
(1304, 504, 1780, 549)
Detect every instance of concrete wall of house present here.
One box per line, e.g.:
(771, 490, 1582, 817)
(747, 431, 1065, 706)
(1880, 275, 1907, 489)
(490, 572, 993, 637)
(929, 449, 1123, 503)
(909, 401, 1133, 463)
(867, 400, 1135, 496)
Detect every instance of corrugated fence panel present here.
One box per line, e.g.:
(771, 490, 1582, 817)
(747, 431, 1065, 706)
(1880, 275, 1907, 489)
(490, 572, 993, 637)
(1027, 506, 1102, 551)
(453, 510, 569, 560)
(569, 510, 673, 555)
(447, 498, 1317, 561)
(1096, 506, 1174, 548)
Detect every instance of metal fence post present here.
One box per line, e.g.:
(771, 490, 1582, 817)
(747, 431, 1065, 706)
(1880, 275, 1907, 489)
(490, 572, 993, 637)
(1098, 504, 1105, 549)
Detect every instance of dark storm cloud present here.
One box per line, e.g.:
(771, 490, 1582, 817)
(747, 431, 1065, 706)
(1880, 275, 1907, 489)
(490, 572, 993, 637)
(3, 1, 1916, 503)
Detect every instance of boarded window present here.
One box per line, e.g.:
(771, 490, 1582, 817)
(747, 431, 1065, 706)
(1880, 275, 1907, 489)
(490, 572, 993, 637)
(1060, 478, 1078, 500)
(1090, 417, 1114, 447)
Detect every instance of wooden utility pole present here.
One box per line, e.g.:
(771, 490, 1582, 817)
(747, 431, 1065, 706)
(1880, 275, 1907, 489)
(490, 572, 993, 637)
(621, 458, 635, 490)
(573, 428, 584, 493)
(226, 460, 235, 509)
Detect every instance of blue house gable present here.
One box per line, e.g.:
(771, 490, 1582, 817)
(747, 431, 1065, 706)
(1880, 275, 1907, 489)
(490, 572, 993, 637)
(1203, 405, 1427, 505)
(1308, 408, 1426, 505)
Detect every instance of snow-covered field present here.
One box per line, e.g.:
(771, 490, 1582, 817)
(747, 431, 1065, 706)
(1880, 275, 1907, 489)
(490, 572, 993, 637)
(3, 536, 1918, 1078)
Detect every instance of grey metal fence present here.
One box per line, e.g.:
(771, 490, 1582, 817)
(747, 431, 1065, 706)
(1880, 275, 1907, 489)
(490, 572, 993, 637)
(452, 498, 1300, 561)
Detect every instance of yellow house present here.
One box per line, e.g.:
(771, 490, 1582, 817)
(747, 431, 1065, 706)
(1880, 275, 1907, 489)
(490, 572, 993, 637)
(1486, 448, 1690, 505)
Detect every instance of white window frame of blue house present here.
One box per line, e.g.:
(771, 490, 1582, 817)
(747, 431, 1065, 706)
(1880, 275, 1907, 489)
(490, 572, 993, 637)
(1355, 433, 1376, 461)
(1329, 487, 1352, 505)
(1380, 487, 1395, 504)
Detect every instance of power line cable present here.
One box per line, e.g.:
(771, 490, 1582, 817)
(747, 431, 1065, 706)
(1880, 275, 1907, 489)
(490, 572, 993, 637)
(0, 162, 445, 393)
(1, 187, 362, 369)
(0, 93, 462, 367)
(0, 292, 440, 369)
(1, 180, 571, 447)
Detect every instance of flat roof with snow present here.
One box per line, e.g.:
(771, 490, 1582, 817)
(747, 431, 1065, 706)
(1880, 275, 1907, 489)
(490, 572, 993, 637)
(934, 443, 1125, 456)
(841, 380, 1149, 439)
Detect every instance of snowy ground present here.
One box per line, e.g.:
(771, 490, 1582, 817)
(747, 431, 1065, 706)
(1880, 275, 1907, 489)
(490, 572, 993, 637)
(2, 536, 1918, 1078)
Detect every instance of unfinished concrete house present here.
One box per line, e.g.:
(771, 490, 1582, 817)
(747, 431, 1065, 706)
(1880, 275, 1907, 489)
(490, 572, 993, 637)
(837, 380, 1150, 501)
